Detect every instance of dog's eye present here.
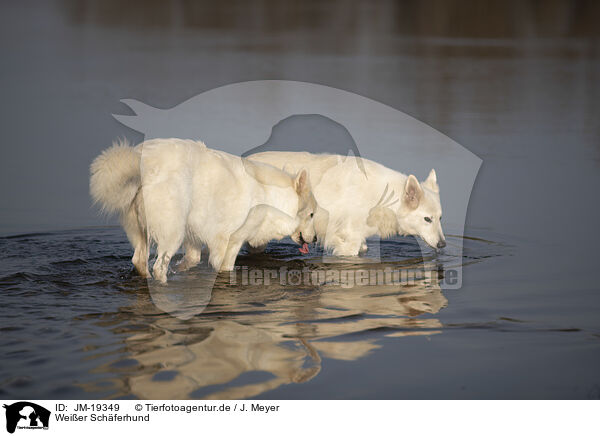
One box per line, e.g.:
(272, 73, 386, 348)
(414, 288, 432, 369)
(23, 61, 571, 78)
(424, 217, 432, 223)
(439, 216, 442, 221)
(310, 213, 314, 218)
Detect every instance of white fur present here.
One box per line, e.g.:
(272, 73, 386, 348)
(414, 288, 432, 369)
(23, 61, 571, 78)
(248, 152, 446, 255)
(89, 139, 142, 215)
(90, 139, 318, 283)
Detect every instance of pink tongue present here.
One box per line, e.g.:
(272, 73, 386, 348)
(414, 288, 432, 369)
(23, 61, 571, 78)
(299, 243, 309, 254)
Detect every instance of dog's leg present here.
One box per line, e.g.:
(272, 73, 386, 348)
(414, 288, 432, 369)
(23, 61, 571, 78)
(150, 214, 185, 284)
(122, 194, 150, 277)
(327, 219, 365, 256)
(175, 240, 202, 272)
(207, 233, 229, 272)
(143, 175, 188, 283)
(359, 242, 368, 253)
(132, 239, 150, 278)
(220, 220, 260, 272)
(153, 239, 182, 284)
(220, 205, 295, 271)
(246, 243, 267, 254)
(331, 236, 363, 256)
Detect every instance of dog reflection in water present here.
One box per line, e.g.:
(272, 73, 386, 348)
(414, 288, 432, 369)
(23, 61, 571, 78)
(86, 263, 447, 400)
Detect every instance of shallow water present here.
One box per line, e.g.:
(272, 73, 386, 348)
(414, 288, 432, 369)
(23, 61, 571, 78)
(1, 0, 600, 399)
(3, 226, 599, 400)
(0, 227, 519, 399)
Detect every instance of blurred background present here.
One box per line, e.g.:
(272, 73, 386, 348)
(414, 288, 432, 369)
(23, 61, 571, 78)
(0, 0, 598, 235)
(1, 0, 600, 400)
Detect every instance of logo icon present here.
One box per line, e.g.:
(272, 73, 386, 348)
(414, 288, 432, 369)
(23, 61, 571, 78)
(3, 402, 50, 434)
(113, 80, 481, 318)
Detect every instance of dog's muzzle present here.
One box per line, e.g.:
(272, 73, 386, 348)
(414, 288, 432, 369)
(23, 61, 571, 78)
(299, 232, 317, 244)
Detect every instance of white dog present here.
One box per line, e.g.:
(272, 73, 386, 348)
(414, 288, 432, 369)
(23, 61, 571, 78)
(90, 139, 319, 283)
(248, 152, 445, 256)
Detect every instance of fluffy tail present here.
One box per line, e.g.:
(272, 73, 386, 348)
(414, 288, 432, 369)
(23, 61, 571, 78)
(90, 139, 141, 215)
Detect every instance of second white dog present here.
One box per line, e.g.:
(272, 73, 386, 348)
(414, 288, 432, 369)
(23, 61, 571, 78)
(248, 151, 446, 256)
(90, 139, 319, 283)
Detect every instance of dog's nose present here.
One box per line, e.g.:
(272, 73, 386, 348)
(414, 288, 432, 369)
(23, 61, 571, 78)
(313, 235, 317, 243)
(437, 240, 446, 249)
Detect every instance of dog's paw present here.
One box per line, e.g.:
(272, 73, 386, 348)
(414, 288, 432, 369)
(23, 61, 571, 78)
(219, 263, 235, 272)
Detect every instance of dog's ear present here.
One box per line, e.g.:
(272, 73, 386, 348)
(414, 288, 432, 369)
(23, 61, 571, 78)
(422, 168, 439, 193)
(294, 169, 309, 196)
(403, 175, 423, 209)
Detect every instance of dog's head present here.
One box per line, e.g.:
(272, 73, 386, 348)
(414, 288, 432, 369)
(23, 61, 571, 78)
(290, 169, 323, 251)
(397, 169, 446, 250)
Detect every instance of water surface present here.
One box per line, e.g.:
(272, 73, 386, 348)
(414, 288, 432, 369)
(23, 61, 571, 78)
(1, 0, 599, 399)
(1, 227, 522, 399)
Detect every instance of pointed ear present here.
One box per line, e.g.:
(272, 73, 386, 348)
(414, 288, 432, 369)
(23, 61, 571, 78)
(294, 169, 309, 196)
(403, 174, 423, 209)
(422, 168, 439, 193)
